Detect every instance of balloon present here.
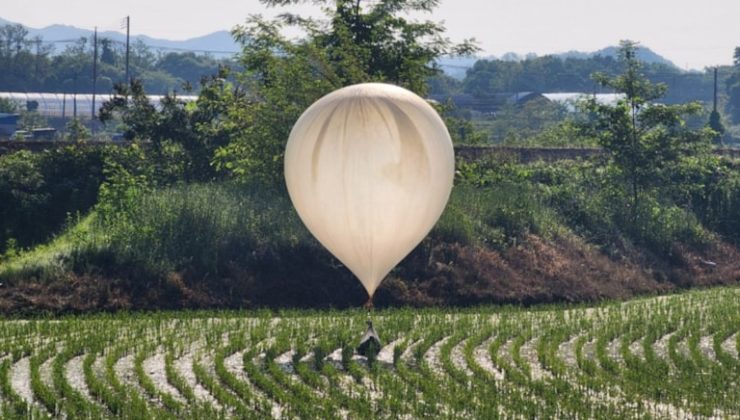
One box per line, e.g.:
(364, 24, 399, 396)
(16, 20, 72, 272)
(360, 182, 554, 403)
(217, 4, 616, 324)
(284, 83, 455, 298)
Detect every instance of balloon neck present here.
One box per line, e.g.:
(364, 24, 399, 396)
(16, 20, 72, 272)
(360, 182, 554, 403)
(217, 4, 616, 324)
(364, 295, 374, 312)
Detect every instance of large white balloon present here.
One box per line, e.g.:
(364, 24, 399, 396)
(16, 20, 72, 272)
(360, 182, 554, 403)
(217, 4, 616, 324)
(284, 83, 455, 298)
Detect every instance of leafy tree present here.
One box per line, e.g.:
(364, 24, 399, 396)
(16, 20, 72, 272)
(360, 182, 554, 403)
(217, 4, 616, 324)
(214, 0, 477, 184)
(65, 118, 91, 142)
(726, 47, 740, 124)
(100, 71, 239, 181)
(708, 109, 725, 144)
(100, 38, 118, 65)
(485, 98, 569, 143)
(157, 52, 221, 86)
(130, 40, 156, 72)
(0, 24, 232, 94)
(0, 24, 53, 91)
(461, 52, 711, 105)
(18, 110, 48, 130)
(0, 98, 18, 113)
(0, 147, 113, 252)
(583, 41, 714, 220)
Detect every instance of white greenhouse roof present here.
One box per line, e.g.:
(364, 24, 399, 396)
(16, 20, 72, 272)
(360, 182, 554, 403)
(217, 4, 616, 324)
(0, 92, 198, 120)
(543, 92, 624, 106)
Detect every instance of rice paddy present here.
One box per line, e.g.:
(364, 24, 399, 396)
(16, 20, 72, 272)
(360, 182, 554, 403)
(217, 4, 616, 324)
(0, 286, 737, 419)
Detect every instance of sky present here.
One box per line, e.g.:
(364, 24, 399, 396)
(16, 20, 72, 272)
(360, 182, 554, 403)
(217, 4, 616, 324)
(2, 0, 738, 70)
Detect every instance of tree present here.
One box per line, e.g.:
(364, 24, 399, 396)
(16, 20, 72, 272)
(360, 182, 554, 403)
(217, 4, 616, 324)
(100, 72, 240, 181)
(0, 98, 18, 113)
(65, 118, 91, 142)
(726, 47, 740, 124)
(157, 52, 220, 87)
(100, 38, 117, 65)
(213, 0, 477, 184)
(708, 109, 725, 144)
(0, 24, 53, 91)
(583, 41, 714, 219)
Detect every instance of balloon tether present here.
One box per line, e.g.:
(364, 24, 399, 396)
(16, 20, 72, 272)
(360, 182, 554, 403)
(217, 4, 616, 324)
(363, 294, 374, 314)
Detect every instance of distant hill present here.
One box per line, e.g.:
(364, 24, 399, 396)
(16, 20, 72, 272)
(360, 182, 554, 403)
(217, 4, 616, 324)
(1, 17, 679, 73)
(438, 45, 680, 80)
(0, 17, 240, 56)
(558, 46, 678, 69)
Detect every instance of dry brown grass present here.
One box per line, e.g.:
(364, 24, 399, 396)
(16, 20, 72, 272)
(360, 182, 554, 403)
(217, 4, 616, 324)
(0, 234, 738, 314)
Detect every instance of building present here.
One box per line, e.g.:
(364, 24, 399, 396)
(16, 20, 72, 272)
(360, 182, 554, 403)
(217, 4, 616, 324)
(0, 92, 198, 120)
(428, 92, 548, 114)
(429, 91, 624, 115)
(0, 113, 19, 137)
(542, 92, 624, 111)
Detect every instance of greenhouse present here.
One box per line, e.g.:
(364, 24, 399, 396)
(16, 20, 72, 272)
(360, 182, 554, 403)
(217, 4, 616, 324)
(0, 92, 198, 120)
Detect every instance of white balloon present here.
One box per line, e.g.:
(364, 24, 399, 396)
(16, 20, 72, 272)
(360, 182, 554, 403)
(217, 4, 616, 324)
(284, 83, 455, 298)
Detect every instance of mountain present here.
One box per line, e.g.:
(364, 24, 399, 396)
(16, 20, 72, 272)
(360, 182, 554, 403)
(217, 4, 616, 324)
(1, 18, 240, 56)
(2, 17, 678, 70)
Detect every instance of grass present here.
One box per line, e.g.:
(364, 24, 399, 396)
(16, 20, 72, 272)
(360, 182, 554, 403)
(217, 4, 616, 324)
(0, 176, 574, 286)
(0, 214, 100, 283)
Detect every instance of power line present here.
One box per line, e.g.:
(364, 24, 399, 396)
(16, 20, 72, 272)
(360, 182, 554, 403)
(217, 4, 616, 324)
(36, 37, 239, 55)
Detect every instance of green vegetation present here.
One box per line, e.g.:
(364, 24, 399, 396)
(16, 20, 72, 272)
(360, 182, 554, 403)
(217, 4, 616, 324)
(447, 51, 714, 105)
(725, 48, 740, 124)
(0, 287, 735, 418)
(1, 149, 738, 310)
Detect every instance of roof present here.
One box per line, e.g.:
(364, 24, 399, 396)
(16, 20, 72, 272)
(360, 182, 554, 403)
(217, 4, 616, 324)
(543, 92, 624, 106)
(428, 92, 546, 113)
(0, 92, 198, 120)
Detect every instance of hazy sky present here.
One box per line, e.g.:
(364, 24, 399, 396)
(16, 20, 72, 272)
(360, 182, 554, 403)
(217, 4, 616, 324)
(3, 0, 738, 70)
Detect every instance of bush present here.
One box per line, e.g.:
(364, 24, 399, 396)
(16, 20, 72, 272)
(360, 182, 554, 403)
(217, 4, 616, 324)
(95, 183, 310, 278)
(0, 148, 105, 253)
(435, 174, 559, 248)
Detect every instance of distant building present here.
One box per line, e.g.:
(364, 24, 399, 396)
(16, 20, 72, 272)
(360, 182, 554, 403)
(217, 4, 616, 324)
(429, 92, 546, 114)
(0, 113, 19, 137)
(543, 92, 624, 111)
(430, 91, 624, 115)
(0, 92, 198, 120)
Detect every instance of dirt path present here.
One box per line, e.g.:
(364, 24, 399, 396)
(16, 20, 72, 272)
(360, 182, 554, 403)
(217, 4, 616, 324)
(519, 338, 552, 381)
(472, 336, 505, 380)
(698, 336, 716, 362)
(143, 350, 186, 404)
(174, 351, 220, 408)
(721, 333, 738, 359)
(451, 338, 473, 377)
(65, 354, 98, 406)
(10, 356, 46, 414)
(422, 337, 449, 377)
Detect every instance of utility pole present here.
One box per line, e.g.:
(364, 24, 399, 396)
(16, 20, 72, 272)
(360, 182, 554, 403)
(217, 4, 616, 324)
(33, 37, 41, 87)
(125, 16, 130, 83)
(92, 27, 98, 121)
(713, 67, 718, 113)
